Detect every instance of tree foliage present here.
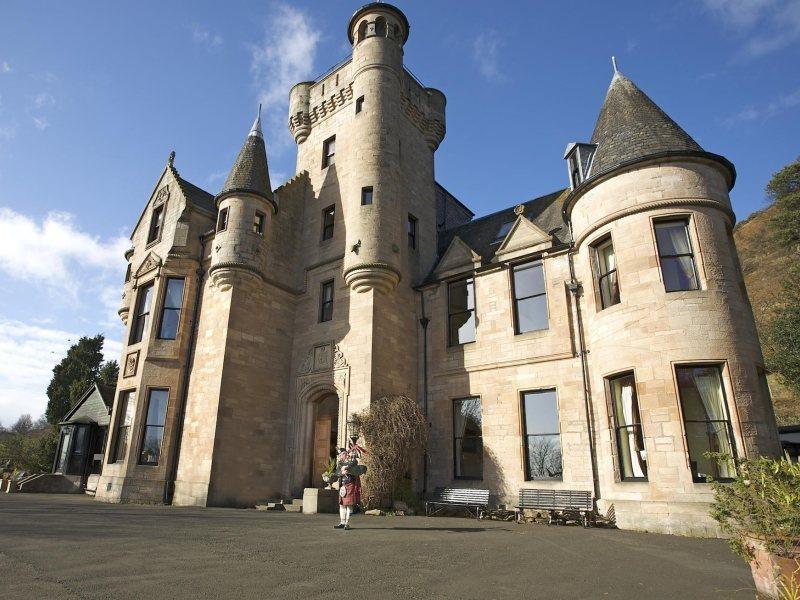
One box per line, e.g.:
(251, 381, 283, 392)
(764, 157, 800, 401)
(45, 334, 116, 425)
(0, 415, 57, 474)
(349, 395, 428, 508)
(767, 156, 800, 251)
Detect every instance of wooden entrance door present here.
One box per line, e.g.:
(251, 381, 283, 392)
(311, 395, 338, 487)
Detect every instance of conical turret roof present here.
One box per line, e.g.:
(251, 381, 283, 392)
(589, 71, 703, 177)
(218, 108, 273, 202)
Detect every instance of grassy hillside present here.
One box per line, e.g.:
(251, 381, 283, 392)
(734, 203, 799, 425)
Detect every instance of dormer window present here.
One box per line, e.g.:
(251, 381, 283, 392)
(563, 143, 597, 190)
(491, 221, 514, 245)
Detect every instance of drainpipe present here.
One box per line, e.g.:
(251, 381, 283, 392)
(164, 231, 210, 504)
(566, 226, 601, 504)
(419, 290, 430, 496)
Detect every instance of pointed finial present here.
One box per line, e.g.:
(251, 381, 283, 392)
(249, 104, 263, 139)
(612, 56, 619, 74)
(168, 150, 175, 167)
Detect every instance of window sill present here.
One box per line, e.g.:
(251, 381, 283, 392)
(513, 327, 550, 339)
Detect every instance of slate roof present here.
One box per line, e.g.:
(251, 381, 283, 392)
(436, 189, 570, 266)
(61, 382, 114, 426)
(218, 114, 273, 202)
(176, 176, 215, 214)
(589, 72, 702, 178)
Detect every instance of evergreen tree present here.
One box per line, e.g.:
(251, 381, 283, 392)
(98, 360, 120, 388)
(45, 335, 110, 425)
(767, 156, 800, 250)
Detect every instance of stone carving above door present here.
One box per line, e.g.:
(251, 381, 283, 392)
(297, 341, 346, 375)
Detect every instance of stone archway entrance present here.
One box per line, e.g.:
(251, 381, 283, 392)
(310, 394, 339, 488)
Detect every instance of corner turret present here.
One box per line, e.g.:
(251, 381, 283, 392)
(210, 108, 277, 291)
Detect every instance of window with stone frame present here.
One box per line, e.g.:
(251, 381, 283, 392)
(129, 281, 154, 344)
(608, 373, 647, 481)
(511, 261, 548, 333)
(124, 262, 132, 283)
(217, 207, 229, 232)
(147, 203, 165, 244)
(319, 280, 334, 323)
(112, 390, 136, 463)
(157, 278, 185, 340)
(521, 389, 562, 480)
(408, 214, 417, 249)
(321, 205, 335, 241)
(253, 211, 266, 236)
(447, 278, 476, 345)
(138, 389, 169, 466)
(453, 397, 482, 479)
(361, 187, 373, 206)
(676, 364, 737, 482)
(593, 235, 620, 309)
(355, 95, 364, 114)
(322, 136, 336, 168)
(654, 219, 699, 292)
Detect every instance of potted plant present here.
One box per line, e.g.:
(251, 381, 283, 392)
(708, 453, 800, 599)
(321, 458, 337, 489)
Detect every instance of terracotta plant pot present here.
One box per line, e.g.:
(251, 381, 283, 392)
(746, 537, 800, 599)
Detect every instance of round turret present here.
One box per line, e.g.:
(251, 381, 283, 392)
(210, 111, 276, 291)
(288, 82, 313, 144)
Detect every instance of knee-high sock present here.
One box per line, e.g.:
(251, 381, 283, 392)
(344, 506, 352, 524)
(339, 506, 347, 524)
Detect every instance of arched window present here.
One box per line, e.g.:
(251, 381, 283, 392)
(375, 17, 386, 37)
(392, 24, 400, 40)
(357, 20, 367, 42)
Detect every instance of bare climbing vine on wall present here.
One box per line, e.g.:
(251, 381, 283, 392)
(350, 395, 428, 508)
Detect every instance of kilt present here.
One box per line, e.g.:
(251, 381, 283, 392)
(339, 477, 361, 506)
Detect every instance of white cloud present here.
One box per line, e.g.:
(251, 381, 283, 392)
(703, 0, 800, 58)
(0, 125, 14, 140)
(722, 86, 800, 125)
(473, 31, 506, 82)
(206, 169, 228, 186)
(0, 61, 11, 74)
(250, 4, 321, 148)
(190, 23, 223, 49)
(32, 116, 48, 131)
(0, 208, 128, 298)
(33, 92, 55, 109)
(0, 317, 121, 424)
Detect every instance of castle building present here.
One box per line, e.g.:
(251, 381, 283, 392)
(96, 3, 781, 536)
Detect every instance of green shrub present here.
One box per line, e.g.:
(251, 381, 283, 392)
(709, 454, 800, 560)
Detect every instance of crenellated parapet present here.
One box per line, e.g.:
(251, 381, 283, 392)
(288, 81, 354, 144)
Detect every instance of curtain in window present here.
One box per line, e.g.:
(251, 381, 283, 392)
(693, 370, 735, 479)
(655, 222, 698, 291)
(619, 384, 646, 479)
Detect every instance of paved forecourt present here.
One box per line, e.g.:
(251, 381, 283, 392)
(0, 494, 753, 599)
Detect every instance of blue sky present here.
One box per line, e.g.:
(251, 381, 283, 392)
(0, 0, 798, 424)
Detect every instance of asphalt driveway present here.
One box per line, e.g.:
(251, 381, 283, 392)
(0, 494, 753, 599)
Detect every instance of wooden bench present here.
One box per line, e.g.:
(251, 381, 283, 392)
(514, 488, 594, 527)
(425, 487, 490, 519)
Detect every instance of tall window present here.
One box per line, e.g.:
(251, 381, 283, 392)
(608, 373, 647, 481)
(253, 211, 265, 236)
(322, 136, 336, 168)
(319, 280, 334, 322)
(512, 261, 548, 333)
(594, 236, 620, 309)
(355, 96, 364, 114)
(407, 214, 417, 249)
(521, 389, 562, 480)
(147, 204, 165, 244)
(453, 397, 482, 479)
(124, 263, 132, 283)
(321, 205, 335, 240)
(130, 282, 154, 344)
(217, 207, 229, 232)
(112, 390, 136, 463)
(448, 278, 476, 345)
(655, 219, 699, 292)
(361, 187, 373, 206)
(139, 389, 169, 466)
(157, 278, 185, 340)
(676, 365, 736, 482)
